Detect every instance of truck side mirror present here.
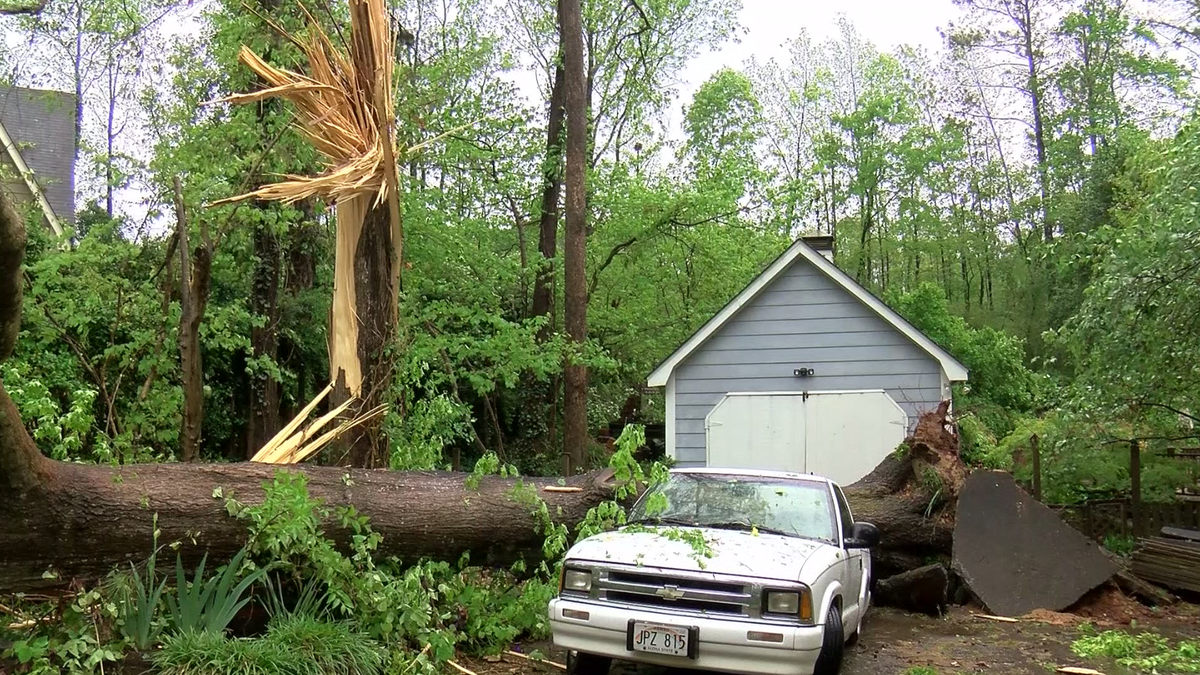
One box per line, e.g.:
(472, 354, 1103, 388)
(844, 521, 880, 549)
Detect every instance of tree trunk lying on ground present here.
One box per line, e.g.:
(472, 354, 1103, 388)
(873, 564, 949, 616)
(0, 189, 965, 594)
(0, 443, 619, 592)
(0, 399, 964, 594)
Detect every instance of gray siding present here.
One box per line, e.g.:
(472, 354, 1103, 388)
(0, 86, 76, 225)
(672, 258, 944, 466)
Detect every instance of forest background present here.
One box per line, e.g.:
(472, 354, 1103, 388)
(4, 0, 1200, 504)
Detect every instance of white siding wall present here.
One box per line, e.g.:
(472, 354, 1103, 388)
(672, 257, 945, 466)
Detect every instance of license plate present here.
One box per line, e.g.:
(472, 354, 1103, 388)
(628, 621, 693, 657)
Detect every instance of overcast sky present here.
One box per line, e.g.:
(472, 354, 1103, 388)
(654, 0, 956, 138)
(685, 0, 955, 80)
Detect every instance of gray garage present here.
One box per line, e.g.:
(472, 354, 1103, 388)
(647, 236, 969, 485)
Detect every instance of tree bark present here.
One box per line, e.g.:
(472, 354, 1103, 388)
(0, 401, 966, 594)
(175, 179, 212, 463)
(247, 223, 282, 459)
(873, 564, 948, 616)
(842, 401, 966, 577)
(531, 64, 566, 328)
(560, 0, 588, 475)
(0, 452, 618, 593)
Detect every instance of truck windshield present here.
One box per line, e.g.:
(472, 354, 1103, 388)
(627, 473, 838, 544)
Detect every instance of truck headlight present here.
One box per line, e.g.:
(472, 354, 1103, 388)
(764, 587, 813, 622)
(560, 567, 592, 594)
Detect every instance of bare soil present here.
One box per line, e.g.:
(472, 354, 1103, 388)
(483, 603, 1200, 675)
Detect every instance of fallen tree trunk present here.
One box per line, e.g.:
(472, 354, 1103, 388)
(873, 564, 948, 616)
(0, 402, 963, 592)
(0, 452, 618, 592)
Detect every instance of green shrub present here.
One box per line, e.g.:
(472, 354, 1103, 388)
(266, 616, 387, 674)
(119, 553, 168, 650)
(1103, 534, 1136, 557)
(152, 616, 385, 675)
(261, 573, 332, 620)
(166, 546, 269, 634)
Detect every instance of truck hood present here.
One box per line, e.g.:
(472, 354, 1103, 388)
(565, 526, 828, 582)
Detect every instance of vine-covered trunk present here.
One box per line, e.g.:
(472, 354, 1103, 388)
(247, 222, 282, 458)
(532, 63, 565, 328)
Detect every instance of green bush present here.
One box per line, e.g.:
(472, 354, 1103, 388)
(886, 283, 1041, 412)
(152, 616, 385, 675)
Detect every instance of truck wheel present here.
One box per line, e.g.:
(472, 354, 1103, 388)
(566, 651, 611, 675)
(813, 605, 844, 675)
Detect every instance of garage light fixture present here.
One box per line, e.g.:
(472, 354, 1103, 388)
(793, 367, 815, 377)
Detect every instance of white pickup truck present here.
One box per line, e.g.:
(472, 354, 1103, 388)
(548, 468, 879, 675)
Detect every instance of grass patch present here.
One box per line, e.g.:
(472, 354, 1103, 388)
(903, 668, 940, 675)
(1072, 629, 1200, 673)
(152, 616, 386, 675)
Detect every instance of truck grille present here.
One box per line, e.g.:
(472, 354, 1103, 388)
(596, 566, 754, 618)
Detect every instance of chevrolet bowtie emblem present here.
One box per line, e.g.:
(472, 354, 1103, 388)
(656, 585, 685, 600)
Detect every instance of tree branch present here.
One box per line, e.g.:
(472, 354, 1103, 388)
(588, 236, 637, 295)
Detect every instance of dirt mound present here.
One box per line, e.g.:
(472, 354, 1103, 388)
(1069, 584, 1154, 625)
(1022, 609, 1081, 626)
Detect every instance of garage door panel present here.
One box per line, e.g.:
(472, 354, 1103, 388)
(705, 391, 907, 485)
(706, 394, 805, 473)
(802, 392, 908, 485)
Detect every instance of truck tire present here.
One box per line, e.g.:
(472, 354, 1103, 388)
(566, 651, 611, 675)
(813, 605, 844, 675)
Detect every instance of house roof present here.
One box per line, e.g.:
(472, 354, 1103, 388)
(0, 86, 76, 231)
(646, 237, 970, 387)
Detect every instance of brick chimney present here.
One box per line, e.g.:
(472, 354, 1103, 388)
(801, 235, 835, 262)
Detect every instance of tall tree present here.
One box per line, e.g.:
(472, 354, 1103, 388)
(949, 0, 1057, 242)
(560, 0, 587, 474)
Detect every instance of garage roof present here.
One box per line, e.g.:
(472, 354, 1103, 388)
(647, 237, 970, 387)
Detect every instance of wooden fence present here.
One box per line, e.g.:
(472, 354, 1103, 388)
(1051, 498, 1200, 542)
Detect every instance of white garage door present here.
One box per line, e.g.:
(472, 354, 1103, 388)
(704, 390, 909, 486)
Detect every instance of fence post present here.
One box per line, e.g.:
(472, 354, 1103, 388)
(1130, 439, 1142, 538)
(1031, 433, 1042, 501)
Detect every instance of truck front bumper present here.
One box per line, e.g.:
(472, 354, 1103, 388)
(548, 597, 825, 675)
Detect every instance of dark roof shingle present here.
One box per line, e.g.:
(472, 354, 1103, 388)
(0, 85, 76, 224)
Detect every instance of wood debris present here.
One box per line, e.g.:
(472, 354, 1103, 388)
(505, 650, 567, 670)
(973, 613, 1020, 623)
(1132, 536, 1200, 594)
(250, 383, 385, 464)
(448, 660, 481, 675)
